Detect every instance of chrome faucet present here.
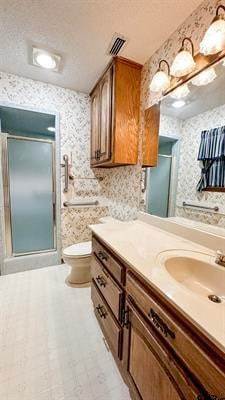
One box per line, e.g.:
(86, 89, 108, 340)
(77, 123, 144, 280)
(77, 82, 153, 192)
(215, 250, 225, 267)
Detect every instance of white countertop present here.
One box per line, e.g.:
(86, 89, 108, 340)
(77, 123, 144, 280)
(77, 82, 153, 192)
(90, 218, 225, 352)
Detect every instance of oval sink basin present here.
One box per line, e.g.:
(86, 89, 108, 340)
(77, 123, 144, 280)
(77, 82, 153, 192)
(157, 250, 225, 300)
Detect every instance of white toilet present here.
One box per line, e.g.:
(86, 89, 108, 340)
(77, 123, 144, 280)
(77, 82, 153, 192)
(63, 216, 119, 284)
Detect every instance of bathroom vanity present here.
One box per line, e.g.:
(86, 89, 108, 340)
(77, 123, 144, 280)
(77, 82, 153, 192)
(90, 217, 225, 399)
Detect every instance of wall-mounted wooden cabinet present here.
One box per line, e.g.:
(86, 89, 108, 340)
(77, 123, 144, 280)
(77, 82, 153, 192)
(90, 57, 142, 167)
(142, 103, 160, 167)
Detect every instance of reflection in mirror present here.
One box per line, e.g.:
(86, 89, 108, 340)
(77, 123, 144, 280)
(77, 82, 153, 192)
(146, 57, 225, 236)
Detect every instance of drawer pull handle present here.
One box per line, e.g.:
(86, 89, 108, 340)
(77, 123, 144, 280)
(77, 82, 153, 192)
(122, 308, 130, 327)
(98, 251, 108, 262)
(102, 268, 109, 278)
(148, 308, 175, 340)
(96, 304, 107, 319)
(96, 275, 107, 287)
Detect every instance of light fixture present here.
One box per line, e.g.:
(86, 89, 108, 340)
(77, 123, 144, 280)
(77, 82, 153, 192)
(170, 37, 196, 77)
(191, 67, 217, 86)
(170, 83, 190, 99)
(32, 47, 61, 71)
(47, 126, 56, 132)
(149, 59, 170, 92)
(200, 5, 225, 55)
(172, 100, 186, 108)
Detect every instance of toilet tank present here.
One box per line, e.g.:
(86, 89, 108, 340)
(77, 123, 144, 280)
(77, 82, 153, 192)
(99, 216, 120, 224)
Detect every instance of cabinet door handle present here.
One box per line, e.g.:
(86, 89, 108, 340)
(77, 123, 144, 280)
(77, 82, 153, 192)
(98, 251, 108, 262)
(96, 275, 107, 287)
(122, 308, 130, 327)
(95, 149, 101, 161)
(148, 308, 175, 340)
(96, 304, 107, 319)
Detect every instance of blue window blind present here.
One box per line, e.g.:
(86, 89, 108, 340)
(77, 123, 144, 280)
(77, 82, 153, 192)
(196, 126, 225, 191)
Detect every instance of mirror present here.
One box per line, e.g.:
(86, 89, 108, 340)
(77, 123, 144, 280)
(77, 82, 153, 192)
(146, 56, 225, 235)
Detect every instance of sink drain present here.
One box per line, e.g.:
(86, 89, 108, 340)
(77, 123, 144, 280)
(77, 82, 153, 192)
(208, 294, 221, 303)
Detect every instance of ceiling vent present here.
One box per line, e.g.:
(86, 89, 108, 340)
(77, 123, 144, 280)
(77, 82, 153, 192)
(107, 33, 128, 56)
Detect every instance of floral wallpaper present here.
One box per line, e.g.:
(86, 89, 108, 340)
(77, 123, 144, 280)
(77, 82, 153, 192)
(159, 114, 181, 138)
(61, 206, 109, 249)
(100, 165, 142, 221)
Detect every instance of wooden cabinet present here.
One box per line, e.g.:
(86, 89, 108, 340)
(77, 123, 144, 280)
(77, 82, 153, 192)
(126, 272, 225, 396)
(91, 237, 125, 361)
(123, 299, 199, 400)
(91, 254, 123, 321)
(90, 57, 142, 167)
(91, 282, 123, 359)
(91, 236, 225, 400)
(142, 104, 160, 167)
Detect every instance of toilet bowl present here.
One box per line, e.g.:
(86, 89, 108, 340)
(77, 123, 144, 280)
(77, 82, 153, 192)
(63, 216, 119, 284)
(63, 241, 92, 284)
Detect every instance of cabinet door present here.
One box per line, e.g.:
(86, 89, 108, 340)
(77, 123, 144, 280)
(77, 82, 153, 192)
(123, 300, 199, 400)
(99, 67, 112, 163)
(142, 104, 160, 167)
(90, 86, 100, 165)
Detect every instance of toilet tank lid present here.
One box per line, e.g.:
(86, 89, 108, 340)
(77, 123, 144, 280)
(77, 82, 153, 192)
(63, 241, 92, 257)
(99, 216, 120, 223)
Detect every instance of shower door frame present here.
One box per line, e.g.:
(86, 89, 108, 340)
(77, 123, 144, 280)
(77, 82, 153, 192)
(2, 134, 57, 257)
(146, 135, 180, 218)
(0, 102, 61, 273)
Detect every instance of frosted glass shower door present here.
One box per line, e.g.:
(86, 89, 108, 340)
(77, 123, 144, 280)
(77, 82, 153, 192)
(148, 155, 172, 218)
(7, 137, 55, 255)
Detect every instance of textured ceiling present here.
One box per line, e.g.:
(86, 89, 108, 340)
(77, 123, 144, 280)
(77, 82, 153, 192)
(0, 0, 202, 93)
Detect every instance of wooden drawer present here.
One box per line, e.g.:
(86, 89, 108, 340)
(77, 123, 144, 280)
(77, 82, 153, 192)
(91, 281, 122, 359)
(92, 237, 124, 285)
(91, 254, 123, 321)
(126, 272, 225, 397)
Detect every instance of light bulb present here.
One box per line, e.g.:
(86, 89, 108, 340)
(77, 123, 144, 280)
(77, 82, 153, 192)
(32, 47, 61, 72)
(172, 100, 186, 108)
(191, 67, 217, 86)
(200, 18, 225, 55)
(35, 53, 57, 70)
(171, 50, 195, 77)
(47, 127, 56, 132)
(170, 84, 190, 100)
(150, 70, 170, 92)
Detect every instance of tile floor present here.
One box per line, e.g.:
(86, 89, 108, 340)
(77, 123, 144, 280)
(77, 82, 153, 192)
(0, 265, 131, 400)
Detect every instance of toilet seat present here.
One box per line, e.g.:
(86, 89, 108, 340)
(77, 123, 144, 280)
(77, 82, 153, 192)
(63, 241, 92, 259)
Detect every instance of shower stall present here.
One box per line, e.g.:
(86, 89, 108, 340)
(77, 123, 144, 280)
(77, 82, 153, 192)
(0, 104, 61, 274)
